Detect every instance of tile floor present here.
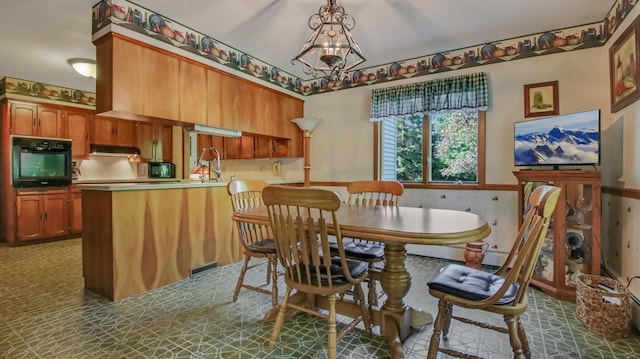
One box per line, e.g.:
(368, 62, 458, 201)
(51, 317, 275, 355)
(1, 238, 639, 358)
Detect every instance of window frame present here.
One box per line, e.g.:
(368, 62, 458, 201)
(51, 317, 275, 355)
(374, 111, 486, 190)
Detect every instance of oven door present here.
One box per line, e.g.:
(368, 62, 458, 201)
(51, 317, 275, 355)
(12, 136, 72, 188)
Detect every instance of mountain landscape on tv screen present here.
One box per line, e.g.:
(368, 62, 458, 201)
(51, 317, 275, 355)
(514, 125, 599, 165)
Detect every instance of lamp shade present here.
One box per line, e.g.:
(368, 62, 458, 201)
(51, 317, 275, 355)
(68, 58, 97, 78)
(291, 117, 323, 133)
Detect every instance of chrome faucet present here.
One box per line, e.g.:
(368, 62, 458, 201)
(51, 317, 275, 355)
(197, 146, 222, 182)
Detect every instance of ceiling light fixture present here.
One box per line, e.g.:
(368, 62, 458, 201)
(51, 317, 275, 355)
(292, 0, 365, 79)
(67, 58, 97, 78)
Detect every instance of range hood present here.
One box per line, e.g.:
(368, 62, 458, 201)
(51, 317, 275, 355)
(186, 124, 242, 138)
(90, 144, 141, 156)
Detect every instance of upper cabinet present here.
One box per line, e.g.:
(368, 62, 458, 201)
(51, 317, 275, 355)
(137, 122, 173, 162)
(95, 33, 304, 156)
(96, 34, 179, 120)
(93, 117, 136, 147)
(179, 59, 207, 123)
(10, 102, 65, 138)
(66, 109, 91, 159)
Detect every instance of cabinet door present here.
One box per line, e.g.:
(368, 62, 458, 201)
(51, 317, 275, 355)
(240, 135, 255, 159)
(16, 195, 43, 241)
(220, 74, 242, 130)
(211, 136, 225, 160)
(159, 125, 173, 162)
(179, 60, 206, 124)
(38, 107, 64, 138)
(206, 69, 223, 127)
(140, 46, 179, 120)
(137, 122, 156, 161)
(68, 193, 82, 234)
(43, 194, 67, 237)
(115, 120, 136, 147)
(10, 102, 37, 136)
(93, 117, 115, 144)
(274, 138, 290, 157)
(254, 136, 272, 158)
(224, 137, 241, 159)
(67, 110, 90, 159)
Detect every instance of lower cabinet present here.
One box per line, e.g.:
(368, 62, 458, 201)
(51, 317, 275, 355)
(69, 189, 83, 235)
(15, 188, 81, 242)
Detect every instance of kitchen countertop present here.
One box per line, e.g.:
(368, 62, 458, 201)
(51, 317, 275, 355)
(75, 179, 302, 191)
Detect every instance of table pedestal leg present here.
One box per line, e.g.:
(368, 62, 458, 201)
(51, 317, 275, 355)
(380, 242, 411, 359)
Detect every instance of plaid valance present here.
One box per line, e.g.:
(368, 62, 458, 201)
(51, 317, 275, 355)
(370, 72, 489, 122)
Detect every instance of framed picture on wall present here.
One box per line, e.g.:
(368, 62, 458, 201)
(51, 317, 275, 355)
(610, 15, 640, 113)
(524, 81, 559, 118)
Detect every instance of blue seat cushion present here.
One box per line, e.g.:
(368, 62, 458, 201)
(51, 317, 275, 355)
(247, 238, 276, 254)
(427, 264, 519, 305)
(329, 241, 385, 260)
(294, 257, 369, 286)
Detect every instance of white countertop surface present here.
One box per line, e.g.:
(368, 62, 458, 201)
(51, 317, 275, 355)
(75, 179, 302, 191)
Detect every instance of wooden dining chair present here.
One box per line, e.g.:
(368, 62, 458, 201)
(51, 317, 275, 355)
(426, 185, 561, 359)
(338, 180, 404, 308)
(263, 185, 371, 359)
(227, 180, 279, 307)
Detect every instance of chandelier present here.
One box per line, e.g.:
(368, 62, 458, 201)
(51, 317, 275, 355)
(292, 0, 365, 79)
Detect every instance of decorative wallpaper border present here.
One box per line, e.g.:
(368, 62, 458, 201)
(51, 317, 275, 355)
(92, 0, 637, 97)
(0, 77, 96, 108)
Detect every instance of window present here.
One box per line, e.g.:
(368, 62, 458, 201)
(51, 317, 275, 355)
(370, 72, 488, 188)
(379, 110, 485, 186)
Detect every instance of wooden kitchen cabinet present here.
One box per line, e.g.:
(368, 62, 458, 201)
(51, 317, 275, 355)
(137, 122, 173, 162)
(206, 69, 223, 127)
(68, 190, 82, 235)
(179, 59, 207, 123)
(196, 134, 224, 161)
(225, 135, 255, 159)
(93, 117, 136, 147)
(16, 191, 68, 241)
(10, 102, 65, 138)
(254, 135, 272, 158)
(513, 170, 601, 301)
(95, 33, 304, 156)
(273, 138, 290, 157)
(95, 34, 179, 121)
(66, 109, 91, 159)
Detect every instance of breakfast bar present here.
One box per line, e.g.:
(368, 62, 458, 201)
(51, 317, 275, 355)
(78, 180, 298, 301)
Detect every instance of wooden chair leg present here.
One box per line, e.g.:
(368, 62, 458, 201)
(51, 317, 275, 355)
(269, 287, 292, 350)
(327, 294, 337, 359)
(427, 299, 449, 359)
(516, 315, 531, 359)
(233, 255, 251, 302)
(367, 279, 378, 308)
(505, 315, 526, 359)
(266, 257, 272, 285)
(442, 302, 453, 338)
(270, 258, 279, 307)
(354, 284, 372, 334)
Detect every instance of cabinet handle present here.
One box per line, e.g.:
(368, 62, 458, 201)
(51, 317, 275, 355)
(38, 118, 41, 127)
(44, 212, 48, 220)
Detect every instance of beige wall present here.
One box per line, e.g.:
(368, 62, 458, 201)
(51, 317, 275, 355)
(304, 6, 640, 325)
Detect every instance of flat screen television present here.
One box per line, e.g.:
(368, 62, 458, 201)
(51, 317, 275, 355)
(514, 109, 600, 168)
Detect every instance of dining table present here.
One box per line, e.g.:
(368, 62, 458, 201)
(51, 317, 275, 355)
(232, 203, 491, 359)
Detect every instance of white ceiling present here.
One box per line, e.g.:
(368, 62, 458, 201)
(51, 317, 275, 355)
(0, 0, 614, 93)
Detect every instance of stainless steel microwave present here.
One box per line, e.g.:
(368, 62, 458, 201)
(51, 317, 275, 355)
(11, 136, 72, 188)
(138, 162, 176, 179)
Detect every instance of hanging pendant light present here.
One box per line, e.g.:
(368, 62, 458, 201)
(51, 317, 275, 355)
(292, 0, 365, 79)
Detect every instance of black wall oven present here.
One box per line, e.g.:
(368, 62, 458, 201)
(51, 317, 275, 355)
(12, 136, 72, 188)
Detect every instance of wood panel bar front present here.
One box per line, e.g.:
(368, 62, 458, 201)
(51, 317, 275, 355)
(81, 185, 240, 301)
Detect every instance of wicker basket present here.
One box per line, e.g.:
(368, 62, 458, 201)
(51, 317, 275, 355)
(576, 274, 631, 339)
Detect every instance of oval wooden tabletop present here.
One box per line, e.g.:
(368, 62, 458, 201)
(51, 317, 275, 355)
(233, 204, 491, 246)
